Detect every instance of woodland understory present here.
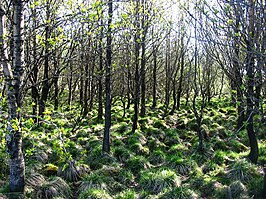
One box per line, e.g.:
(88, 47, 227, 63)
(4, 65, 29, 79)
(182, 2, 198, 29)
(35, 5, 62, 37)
(0, 0, 266, 198)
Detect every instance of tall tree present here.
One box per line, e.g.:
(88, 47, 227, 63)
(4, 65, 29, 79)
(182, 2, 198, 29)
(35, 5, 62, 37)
(1, 0, 25, 194)
(103, 0, 113, 153)
(132, 0, 141, 133)
(245, 0, 258, 163)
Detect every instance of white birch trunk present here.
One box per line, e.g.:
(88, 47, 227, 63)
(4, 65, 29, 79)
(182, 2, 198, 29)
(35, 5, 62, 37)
(1, 0, 25, 194)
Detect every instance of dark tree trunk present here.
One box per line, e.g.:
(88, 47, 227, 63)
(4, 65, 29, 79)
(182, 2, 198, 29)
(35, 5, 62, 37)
(97, 16, 103, 122)
(152, 46, 157, 109)
(132, 0, 141, 133)
(103, 0, 112, 153)
(218, 72, 224, 99)
(79, 52, 84, 106)
(39, 2, 51, 117)
(83, 63, 89, 117)
(140, 3, 147, 117)
(246, 0, 258, 163)
(176, 52, 184, 110)
(164, 44, 170, 110)
(31, 6, 39, 119)
(140, 36, 146, 117)
(126, 55, 131, 109)
(170, 80, 176, 114)
(89, 57, 96, 112)
(233, 3, 245, 130)
(68, 63, 73, 107)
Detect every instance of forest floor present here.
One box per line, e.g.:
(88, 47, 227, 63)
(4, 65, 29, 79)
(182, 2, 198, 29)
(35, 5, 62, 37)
(0, 97, 266, 198)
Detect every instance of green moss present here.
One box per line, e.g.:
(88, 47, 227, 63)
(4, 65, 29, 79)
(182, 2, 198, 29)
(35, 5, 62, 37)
(43, 163, 58, 176)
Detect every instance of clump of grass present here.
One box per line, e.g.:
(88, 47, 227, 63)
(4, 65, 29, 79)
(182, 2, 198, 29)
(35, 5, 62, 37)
(78, 188, 112, 199)
(35, 176, 72, 199)
(153, 118, 168, 129)
(113, 146, 131, 162)
(26, 173, 46, 190)
(148, 150, 166, 165)
(164, 129, 181, 146)
(139, 169, 181, 194)
(146, 136, 166, 152)
(116, 122, 129, 134)
(58, 161, 89, 182)
(125, 156, 150, 174)
(202, 160, 219, 174)
(79, 171, 113, 193)
(160, 185, 199, 199)
(227, 159, 260, 183)
(126, 131, 147, 145)
(258, 142, 266, 164)
(229, 181, 247, 198)
(247, 175, 264, 197)
(32, 150, 49, 164)
(86, 136, 102, 151)
(117, 169, 135, 187)
(168, 155, 196, 176)
(130, 143, 149, 156)
(212, 150, 229, 165)
(115, 189, 136, 199)
(168, 143, 190, 155)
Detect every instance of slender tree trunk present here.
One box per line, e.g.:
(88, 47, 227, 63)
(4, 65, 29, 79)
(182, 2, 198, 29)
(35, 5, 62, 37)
(177, 52, 184, 110)
(232, 2, 245, 130)
(103, 0, 112, 153)
(219, 72, 224, 99)
(140, 1, 147, 117)
(89, 58, 96, 112)
(39, 1, 51, 117)
(170, 79, 176, 114)
(97, 15, 103, 122)
(126, 55, 131, 109)
(1, 0, 25, 194)
(140, 36, 146, 117)
(30, 5, 39, 119)
(83, 63, 89, 117)
(68, 63, 73, 107)
(132, 0, 140, 133)
(164, 36, 170, 111)
(79, 48, 84, 106)
(152, 46, 157, 108)
(246, 0, 258, 163)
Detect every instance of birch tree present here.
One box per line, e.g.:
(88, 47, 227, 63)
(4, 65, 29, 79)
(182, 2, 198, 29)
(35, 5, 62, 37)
(1, 0, 25, 194)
